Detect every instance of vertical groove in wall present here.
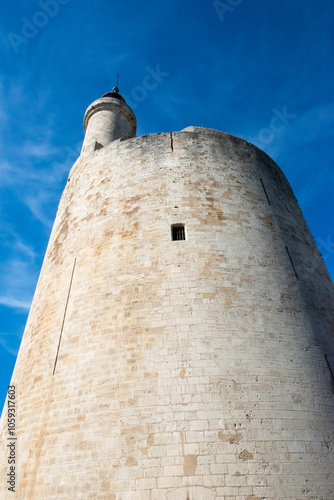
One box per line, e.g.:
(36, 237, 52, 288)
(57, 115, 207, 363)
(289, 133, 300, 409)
(260, 178, 271, 205)
(285, 246, 299, 280)
(53, 257, 76, 375)
(324, 355, 334, 391)
(170, 132, 174, 151)
(29, 257, 77, 498)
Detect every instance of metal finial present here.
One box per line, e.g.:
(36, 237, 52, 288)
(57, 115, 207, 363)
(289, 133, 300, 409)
(112, 73, 120, 94)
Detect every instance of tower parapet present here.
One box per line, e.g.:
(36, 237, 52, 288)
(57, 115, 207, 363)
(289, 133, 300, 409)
(81, 87, 136, 155)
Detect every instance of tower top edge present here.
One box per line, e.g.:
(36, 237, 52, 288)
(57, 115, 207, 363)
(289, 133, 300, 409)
(179, 126, 273, 158)
(83, 97, 137, 133)
(91, 125, 277, 166)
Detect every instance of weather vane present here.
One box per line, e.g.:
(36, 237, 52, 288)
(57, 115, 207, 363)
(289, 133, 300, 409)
(112, 73, 120, 94)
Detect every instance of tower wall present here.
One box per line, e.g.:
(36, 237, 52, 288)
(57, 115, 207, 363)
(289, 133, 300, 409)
(1, 127, 334, 499)
(81, 96, 136, 154)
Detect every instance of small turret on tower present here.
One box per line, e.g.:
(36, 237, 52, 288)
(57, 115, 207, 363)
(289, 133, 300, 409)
(81, 87, 136, 155)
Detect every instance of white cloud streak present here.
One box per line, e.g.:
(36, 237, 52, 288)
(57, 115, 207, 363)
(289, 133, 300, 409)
(0, 335, 20, 356)
(0, 296, 31, 311)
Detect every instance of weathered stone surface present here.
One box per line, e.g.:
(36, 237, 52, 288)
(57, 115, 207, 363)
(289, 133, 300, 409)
(0, 116, 334, 499)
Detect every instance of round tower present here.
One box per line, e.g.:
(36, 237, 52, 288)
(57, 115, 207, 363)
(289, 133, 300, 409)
(81, 87, 136, 155)
(1, 92, 334, 499)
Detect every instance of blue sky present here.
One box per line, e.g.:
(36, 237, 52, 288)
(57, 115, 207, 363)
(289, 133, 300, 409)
(0, 0, 333, 409)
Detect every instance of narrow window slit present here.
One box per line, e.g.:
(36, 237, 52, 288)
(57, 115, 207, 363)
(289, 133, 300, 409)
(170, 132, 174, 152)
(171, 224, 185, 241)
(324, 355, 334, 391)
(260, 178, 271, 205)
(285, 246, 299, 280)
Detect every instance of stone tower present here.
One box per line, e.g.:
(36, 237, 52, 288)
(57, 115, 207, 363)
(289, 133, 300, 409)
(1, 88, 334, 500)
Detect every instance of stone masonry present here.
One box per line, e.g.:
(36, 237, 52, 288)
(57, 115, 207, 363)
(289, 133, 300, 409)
(0, 91, 334, 499)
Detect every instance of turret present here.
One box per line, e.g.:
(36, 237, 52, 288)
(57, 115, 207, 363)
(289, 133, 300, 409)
(81, 87, 136, 155)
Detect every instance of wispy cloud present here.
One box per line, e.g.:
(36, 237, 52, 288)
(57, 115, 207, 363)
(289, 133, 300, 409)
(0, 136, 78, 226)
(14, 240, 36, 260)
(0, 297, 31, 311)
(0, 248, 40, 317)
(293, 101, 334, 143)
(0, 334, 20, 356)
(22, 140, 61, 159)
(23, 191, 55, 228)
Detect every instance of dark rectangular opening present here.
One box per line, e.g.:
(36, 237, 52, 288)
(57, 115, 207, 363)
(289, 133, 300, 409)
(171, 224, 185, 241)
